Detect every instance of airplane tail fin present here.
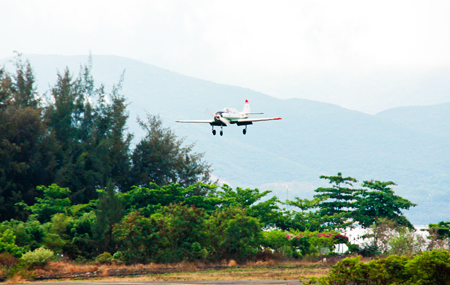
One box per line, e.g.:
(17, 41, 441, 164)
(243, 99, 251, 114)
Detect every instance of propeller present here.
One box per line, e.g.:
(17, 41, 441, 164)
(206, 109, 230, 126)
(218, 116, 230, 126)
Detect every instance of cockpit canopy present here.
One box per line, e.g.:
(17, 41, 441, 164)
(222, 107, 239, 114)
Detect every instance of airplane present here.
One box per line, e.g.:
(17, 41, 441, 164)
(175, 100, 282, 136)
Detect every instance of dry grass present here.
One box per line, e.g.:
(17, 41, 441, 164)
(24, 259, 332, 282)
(5, 275, 27, 284)
(96, 261, 330, 282)
(227, 259, 238, 266)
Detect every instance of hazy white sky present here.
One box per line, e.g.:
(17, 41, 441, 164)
(2, 0, 450, 112)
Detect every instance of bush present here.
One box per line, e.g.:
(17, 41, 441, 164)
(0, 252, 19, 269)
(407, 249, 450, 284)
(113, 251, 123, 261)
(95, 252, 114, 264)
(20, 247, 54, 267)
(316, 250, 450, 285)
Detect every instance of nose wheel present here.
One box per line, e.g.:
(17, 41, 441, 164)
(212, 129, 216, 136)
(243, 126, 247, 135)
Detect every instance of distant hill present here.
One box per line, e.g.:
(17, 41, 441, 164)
(2, 54, 449, 224)
(376, 102, 450, 139)
(272, 68, 450, 114)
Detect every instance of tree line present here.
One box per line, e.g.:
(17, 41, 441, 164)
(0, 56, 422, 265)
(0, 55, 210, 221)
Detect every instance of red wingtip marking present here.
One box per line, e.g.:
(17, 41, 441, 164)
(276, 118, 282, 120)
(175, 121, 179, 122)
(245, 99, 249, 103)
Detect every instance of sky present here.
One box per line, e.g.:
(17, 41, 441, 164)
(1, 0, 450, 113)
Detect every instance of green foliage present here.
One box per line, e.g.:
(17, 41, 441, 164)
(317, 250, 450, 285)
(407, 249, 450, 284)
(95, 252, 114, 264)
(0, 229, 25, 257)
(151, 203, 208, 263)
(354, 180, 416, 229)
(313, 173, 359, 229)
(113, 211, 158, 264)
(206, 206, 261, 262)
(114, 203, 261, 264)
(217, 185, 283, 228)
(0, 55, 57, 221)
(118, 182, 219, 216)
(20, 247, 54, 267)
(318, 255, 411, 285)
(425, 221, 450, 240)
(93, 180, 124, 254)
(0, 216, 50, 252)
(17, 184, 71, 223)
(284, 197, 347, 232)
(130, 114, 211, 188)
(44, 60, 133, 203)
(114, 203, 209, 264)
(260, 230, 309, 259)
(310, 173, 415, 232)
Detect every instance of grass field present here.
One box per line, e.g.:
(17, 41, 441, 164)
(4, 259, 334, 283)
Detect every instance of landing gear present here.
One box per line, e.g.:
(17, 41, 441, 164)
(212, 126, 225, 136)
(243, 125, 247, 135)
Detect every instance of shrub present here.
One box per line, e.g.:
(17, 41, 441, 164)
(112, 251, 123, 260)
(95, 252, 114, 264)
(316, 250, 450, 285)
(21, 247, 54, 267)
(407, 249, 450, 284)
(0, 252, 19, 269)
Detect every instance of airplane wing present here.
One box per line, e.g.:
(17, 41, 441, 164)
(237, 117, 282, 123)
(175, 120, 214, 123)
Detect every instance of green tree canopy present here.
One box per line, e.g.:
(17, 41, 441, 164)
(313, 172, 359, 229)
(354, 180, 416, 229)
(130, 114, 211, 188)
(0, 56, 57, 221)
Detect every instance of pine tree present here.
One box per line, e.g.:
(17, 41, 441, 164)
(45, 59, 132, 202)
(0, 57, 57, 221)
(130, 114, 211, 188)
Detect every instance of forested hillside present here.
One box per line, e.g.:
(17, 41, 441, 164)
(1, 54, 449, 224)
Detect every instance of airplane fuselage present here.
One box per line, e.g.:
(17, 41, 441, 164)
(212, 108, 252, 126)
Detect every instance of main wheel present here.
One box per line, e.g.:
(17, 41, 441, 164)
(243, 129, 247, 135)
(220, 130, 223, 136)
(212, 129, 216, 135)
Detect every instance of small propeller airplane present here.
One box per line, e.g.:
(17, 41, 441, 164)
(176, 100, 282, 136)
